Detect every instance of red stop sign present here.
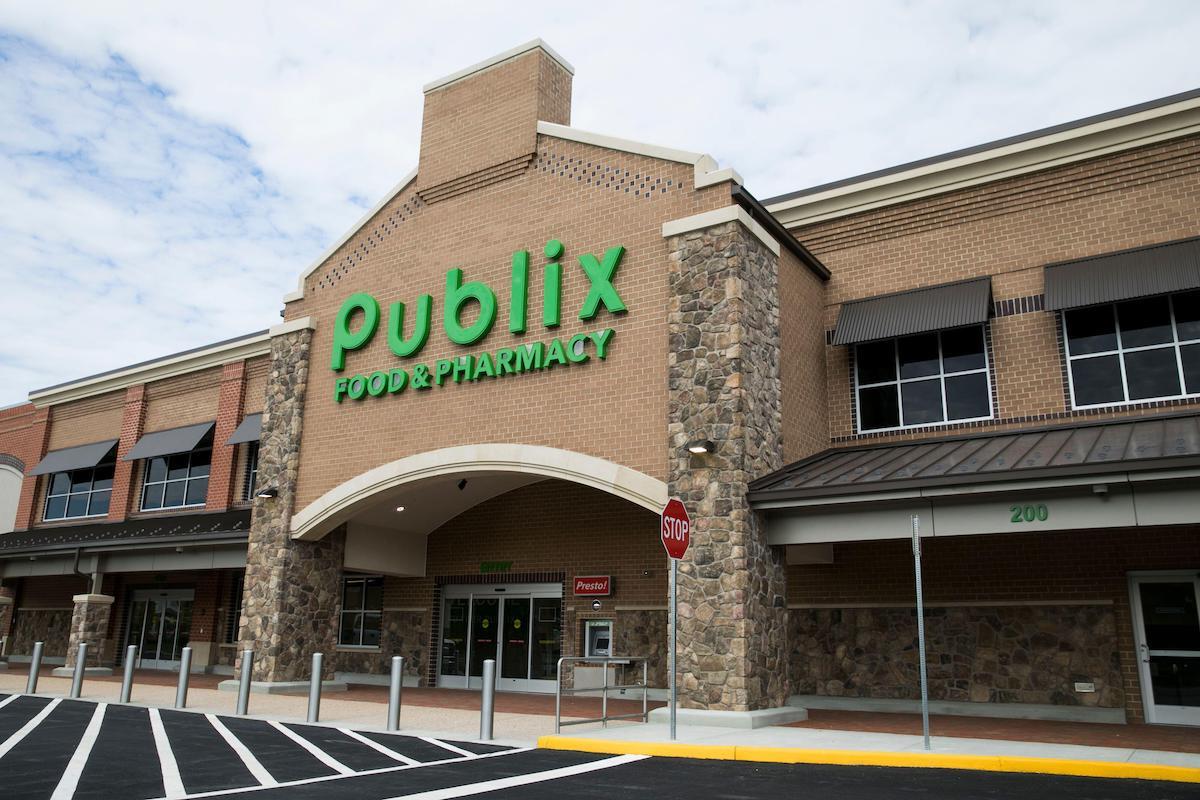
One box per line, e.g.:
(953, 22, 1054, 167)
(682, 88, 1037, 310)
(660, 497, 691, 560)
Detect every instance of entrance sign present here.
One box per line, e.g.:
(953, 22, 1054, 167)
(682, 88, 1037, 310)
(660, 497, 691, 741)
(573, 576, 611, 596)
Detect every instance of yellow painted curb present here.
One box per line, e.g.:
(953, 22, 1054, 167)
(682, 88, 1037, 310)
(537, 737, 1200, 784)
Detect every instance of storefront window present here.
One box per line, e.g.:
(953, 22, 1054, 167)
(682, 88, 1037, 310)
(339, 575, 383, 647)
(140, 439, 212, 511)
(44, 459, 115, 521)
(1064, 291, 1200, 408)
(243, 442, 260, 501)
(855, 325, 992, 432)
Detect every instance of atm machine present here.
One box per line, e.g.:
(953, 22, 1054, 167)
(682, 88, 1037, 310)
(576, 619, 617, 690)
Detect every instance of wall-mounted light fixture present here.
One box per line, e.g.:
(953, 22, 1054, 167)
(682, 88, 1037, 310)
(591, 599, 602, 611)
(686, 439, 715, 454)
(256, 486, 279, 499)
(457, 479, 468, 491)
(395, 505, 406, 512)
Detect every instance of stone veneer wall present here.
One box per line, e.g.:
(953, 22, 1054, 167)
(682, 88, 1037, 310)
(666, 219, 789, 711)
(239, 328, 345, 683)
(10, 609, 72, 657)
(789, 605, 1124, 708)
(64, 595, 113, 668)
(332, 610, 427, 680)
(614, 609, 668, 688)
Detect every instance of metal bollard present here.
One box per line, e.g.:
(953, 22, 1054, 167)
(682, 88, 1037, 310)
(479, 658, 495, 741)
(120, 645, 138, 703)
(26, 641, 44, 693)
(175, 647, 193, 709)
(236, 649, 254, 715)
(307, 652, 323, 723)
(386, 656, 403, 731)
(70, 642, 88, 698)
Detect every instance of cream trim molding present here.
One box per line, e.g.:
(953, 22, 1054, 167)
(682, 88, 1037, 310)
(767, 93, 1200, 228)
(269, 316, 315, 338)
(291, 444, 668, 540)
(423, 39, 574, 93)
(662, 206, 781, 255)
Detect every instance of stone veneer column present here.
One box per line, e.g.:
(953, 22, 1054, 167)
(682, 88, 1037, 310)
(665, 216, 790, 712)
(62, 594, 114, 671)
(237, 326, 344, 684)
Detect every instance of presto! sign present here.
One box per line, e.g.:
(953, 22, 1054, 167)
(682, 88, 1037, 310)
(329, 239, 626, 402)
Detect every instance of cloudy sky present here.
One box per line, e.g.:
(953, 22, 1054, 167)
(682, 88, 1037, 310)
(1, 2, 1198, 405)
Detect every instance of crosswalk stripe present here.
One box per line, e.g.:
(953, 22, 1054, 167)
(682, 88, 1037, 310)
(416, 736, 476, 758)
(50, 702, 107, 800)
(0, 694, 20, 711)
(148, 708, 186, 799)
(269, 721, 354, 775)
(337, 728, 422, 765)
(380, 754, 647, 800)
(0, 697, 61, 760)
(205, 714, 278, 788)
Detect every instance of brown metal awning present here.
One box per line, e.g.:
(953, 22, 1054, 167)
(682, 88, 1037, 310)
(749, 412, 1200, 504)
(124, 421, 214, 461)
(1044, 236, 1200, 310)
(226, 413, 262, 446)
(833, 277, 992, 346)
(28, 439, 118, 476)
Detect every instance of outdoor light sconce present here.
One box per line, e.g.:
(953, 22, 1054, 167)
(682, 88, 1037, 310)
(686, 439, 715, 455)
(591, 599, 602, 611)
(255, 486, 279, 499)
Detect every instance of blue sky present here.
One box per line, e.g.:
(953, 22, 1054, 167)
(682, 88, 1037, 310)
(2, 2, 1199, 405)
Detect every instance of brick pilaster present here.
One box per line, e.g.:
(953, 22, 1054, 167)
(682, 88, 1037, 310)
(207, 361, 247, 511)
(13, 407, 51, 531)
(108, 385, 147, 521)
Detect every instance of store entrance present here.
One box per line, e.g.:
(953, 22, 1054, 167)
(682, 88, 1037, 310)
(126, 589, 194, 670)
(1131, 574, 1200, 725)
(438, 583, 562, 692)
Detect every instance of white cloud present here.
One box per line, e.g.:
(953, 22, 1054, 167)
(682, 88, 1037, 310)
(0, 1, 1198, 404)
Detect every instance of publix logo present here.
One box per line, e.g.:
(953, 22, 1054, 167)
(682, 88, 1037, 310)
(330, 239, 626, 402)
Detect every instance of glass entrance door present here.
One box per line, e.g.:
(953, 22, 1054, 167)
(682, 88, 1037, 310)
(1131, 575, 1200, 725)
(437, 584, 561, 692)
(127, 589, 195, 670)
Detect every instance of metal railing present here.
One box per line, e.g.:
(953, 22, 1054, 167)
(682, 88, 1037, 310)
(555, 656, 649, 734)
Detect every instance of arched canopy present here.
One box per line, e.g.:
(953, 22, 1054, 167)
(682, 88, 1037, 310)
(290, 444, 668, 541)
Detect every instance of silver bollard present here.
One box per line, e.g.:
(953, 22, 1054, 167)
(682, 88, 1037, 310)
(386, 656, 403, 731)
(175, 647, 193, 709)
(307, 652, 323, 723)
(26, 641, 44, 693)
(70, 642, 88, 698)
(120, 645, 138, 703)
(479, 658, 495, 741)
(236, 649, 254, 715)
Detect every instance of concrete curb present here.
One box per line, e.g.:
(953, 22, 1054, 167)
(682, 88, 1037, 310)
(537, 736, 1200, 784)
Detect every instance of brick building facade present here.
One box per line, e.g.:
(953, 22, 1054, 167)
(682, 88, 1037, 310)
(0, 40, 1196, 727)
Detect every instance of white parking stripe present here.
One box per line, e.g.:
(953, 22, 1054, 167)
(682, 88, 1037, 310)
(337, 728, 421, 765)
(205, 714, 278, 788)
(0, 694, 20, 711)
(269, 721, 354, 775)
(148, 708, 186, 799)
(0, 697, 61, 759)
(50, 702, 107, 800)
(416, 736, 476, 758)
(382, 754, 647, 800)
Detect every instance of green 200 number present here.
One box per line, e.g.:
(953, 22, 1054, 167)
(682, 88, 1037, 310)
(1010, 503, 1049, 523)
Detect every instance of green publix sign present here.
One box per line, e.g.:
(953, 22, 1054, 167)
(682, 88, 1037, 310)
(331, 239, 626, 402)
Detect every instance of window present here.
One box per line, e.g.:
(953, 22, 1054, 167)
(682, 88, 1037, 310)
(1064, 291, 1200, 408)
(339, 576, 383, 648)
(43, 459, 115, 521)
(242, 442, 260, 502)
(855, 325, 992, 432)
(140, 437, 212, 511)
(223, 573, 244, 645)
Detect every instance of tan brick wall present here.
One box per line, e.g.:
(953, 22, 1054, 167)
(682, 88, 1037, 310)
(796, 135, 1200, 445)
(46, 391, 124, 450)
(779, 247, 829, 464)
(143, 367, 221, 431)
(242, 356, 270, 414)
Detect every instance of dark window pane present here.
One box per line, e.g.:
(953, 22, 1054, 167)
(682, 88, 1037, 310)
(141, 482, 164, 510)
(1066, 306, 1117, 355)
(163, 480, 186, 508)
(945, 372, 990, 420)
(365, 579, 383, 611)
(1124, 348, 1181, 400)
(941, 326, 985, 372)
(88, 489, 111, 517)
(339, 612, 361, 646)
(191, 448, 212, 469)
(856, 340, 895, 385)
(91, 465, 113, 491)
(898, 333, 940, 379)
(189, 460, 210, 479)
(343, 580, 364, 611)
(1071, 355, 1124, 406)
(167, 454, 189, 481)
(146, 457, 167, 483)
(66, 493, 90, 518)
(901, 378, 944, 425)
(1118, 296, 1173, 348)
(49, 472, 71, 496)
(859, 385, 899, 430)
(1139, 583, 1200, 651)
(185, 477, 208, 506)
(362, 613, 382, 647)
(1182, 344, 1200, 394)
(70, 469, 93, 493)
(45, 495, 67, 520)
(1176, 291, 1200, 341)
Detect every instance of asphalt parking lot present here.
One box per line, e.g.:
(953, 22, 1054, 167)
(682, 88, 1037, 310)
(1, 692, 1198, 799)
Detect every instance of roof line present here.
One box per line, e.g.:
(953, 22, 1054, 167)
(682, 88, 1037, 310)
(422, 39, 574, 94)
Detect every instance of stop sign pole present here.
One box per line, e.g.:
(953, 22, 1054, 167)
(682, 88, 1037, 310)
(660, 498, 690, 741)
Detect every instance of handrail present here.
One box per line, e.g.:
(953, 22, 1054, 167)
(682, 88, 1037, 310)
(554, 655, 650, 734)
